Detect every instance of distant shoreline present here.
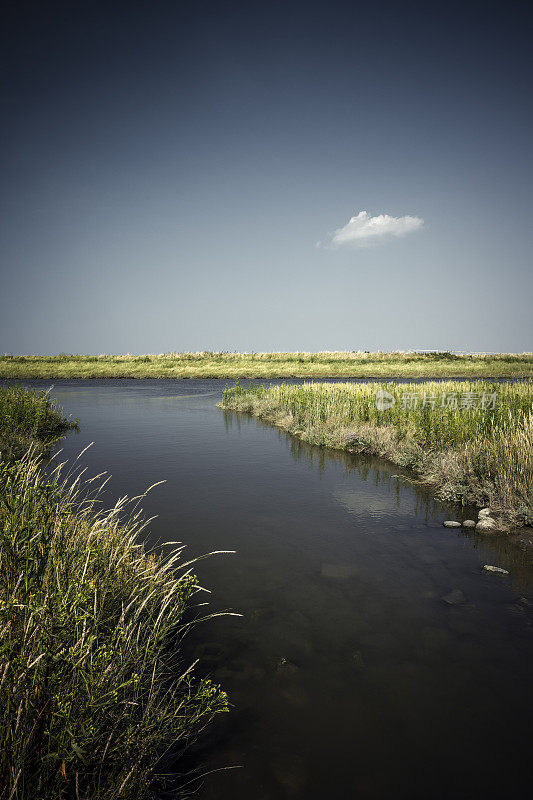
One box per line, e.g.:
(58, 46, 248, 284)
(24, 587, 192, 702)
(2, 374, 532, 381)
(1, 352, 532, 380)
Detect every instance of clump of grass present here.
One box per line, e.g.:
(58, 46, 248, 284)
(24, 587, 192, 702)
(0, 386, 78, 460)
(220, 380, 533, 526)
(0, 453, 229, 800)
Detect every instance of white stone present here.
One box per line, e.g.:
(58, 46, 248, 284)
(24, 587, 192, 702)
(476, 517, 498, 532)
(443, 520, 461, 528)
(483, 565, 509, 575)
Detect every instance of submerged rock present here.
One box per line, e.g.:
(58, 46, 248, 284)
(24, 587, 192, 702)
(193, 641, 228, 665)
(483, 565, 509, 575)
(462, 519, 476, 528)
(215, 659, 254, 682)
(321, 563, 355, 579)
(352, 650, 366, 670)
(276, 657, 299, 675)
(279, 683, 309, 707)
(441, 589, 466, 606)
(505, 603, 526, 616)
(421, 625, 453, 649)
(271, 753, 307, 793)
(443, 520, 461, 528)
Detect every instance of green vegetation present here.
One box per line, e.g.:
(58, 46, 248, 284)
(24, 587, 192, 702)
(0, 390, 229, 799)
(221, 380, 533, 527)
(0, 386, 78, 460)
(1, 351, 532, 379)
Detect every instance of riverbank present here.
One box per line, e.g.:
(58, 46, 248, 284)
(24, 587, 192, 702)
(0, 385, 78, 459)
(1, 351, 533, 379)
(0, 391, 228, 800)
(220, 380, 533, 533)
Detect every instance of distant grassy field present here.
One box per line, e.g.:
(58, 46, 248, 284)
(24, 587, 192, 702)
(1, 351, 532, 379)
(220, 380, 533, 527)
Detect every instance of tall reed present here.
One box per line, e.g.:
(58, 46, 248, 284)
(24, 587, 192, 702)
(0, 452, 229, 799)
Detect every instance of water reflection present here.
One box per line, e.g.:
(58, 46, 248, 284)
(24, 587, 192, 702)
(192, 409, 533, 800)
(225, 408, 533, 592)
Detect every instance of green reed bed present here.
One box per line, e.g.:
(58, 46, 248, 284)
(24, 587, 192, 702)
(221, 380, 533, 526)
(1, 352, 532, 379)
(0, 389, 229, 798)
(0, 386, 78, 460)
(0, 454, 229, 800)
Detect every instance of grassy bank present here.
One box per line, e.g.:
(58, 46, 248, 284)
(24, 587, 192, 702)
(1, 391, 229, 799)
(1, 351, 533, 379)
(0, 386, 78, 460)
(220, 381, 533, 527)
(0, 457, 228, 799)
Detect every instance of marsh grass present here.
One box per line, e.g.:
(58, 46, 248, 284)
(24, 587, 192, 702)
(0, 386, 78, 460)
(221, 380, 533, 525)
(0, 389, 229, 798)
(0, 453, 229, 800)
(1, 352, 532, 379)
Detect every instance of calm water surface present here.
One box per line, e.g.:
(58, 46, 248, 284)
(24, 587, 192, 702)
(11, 380, 533, 799)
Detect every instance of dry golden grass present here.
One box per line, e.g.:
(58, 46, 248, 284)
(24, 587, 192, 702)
(1, 351, 532, 378)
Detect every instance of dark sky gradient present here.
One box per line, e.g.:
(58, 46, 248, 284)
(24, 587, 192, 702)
(1, 0, 532, 353)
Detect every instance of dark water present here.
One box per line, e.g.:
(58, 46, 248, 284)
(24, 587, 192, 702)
(10, 380, 533, 799)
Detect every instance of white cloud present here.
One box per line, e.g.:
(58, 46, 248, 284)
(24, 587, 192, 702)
(328, 210, 424, 247)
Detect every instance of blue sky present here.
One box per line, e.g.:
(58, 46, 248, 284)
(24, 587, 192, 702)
(1, 0, 532, 353)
